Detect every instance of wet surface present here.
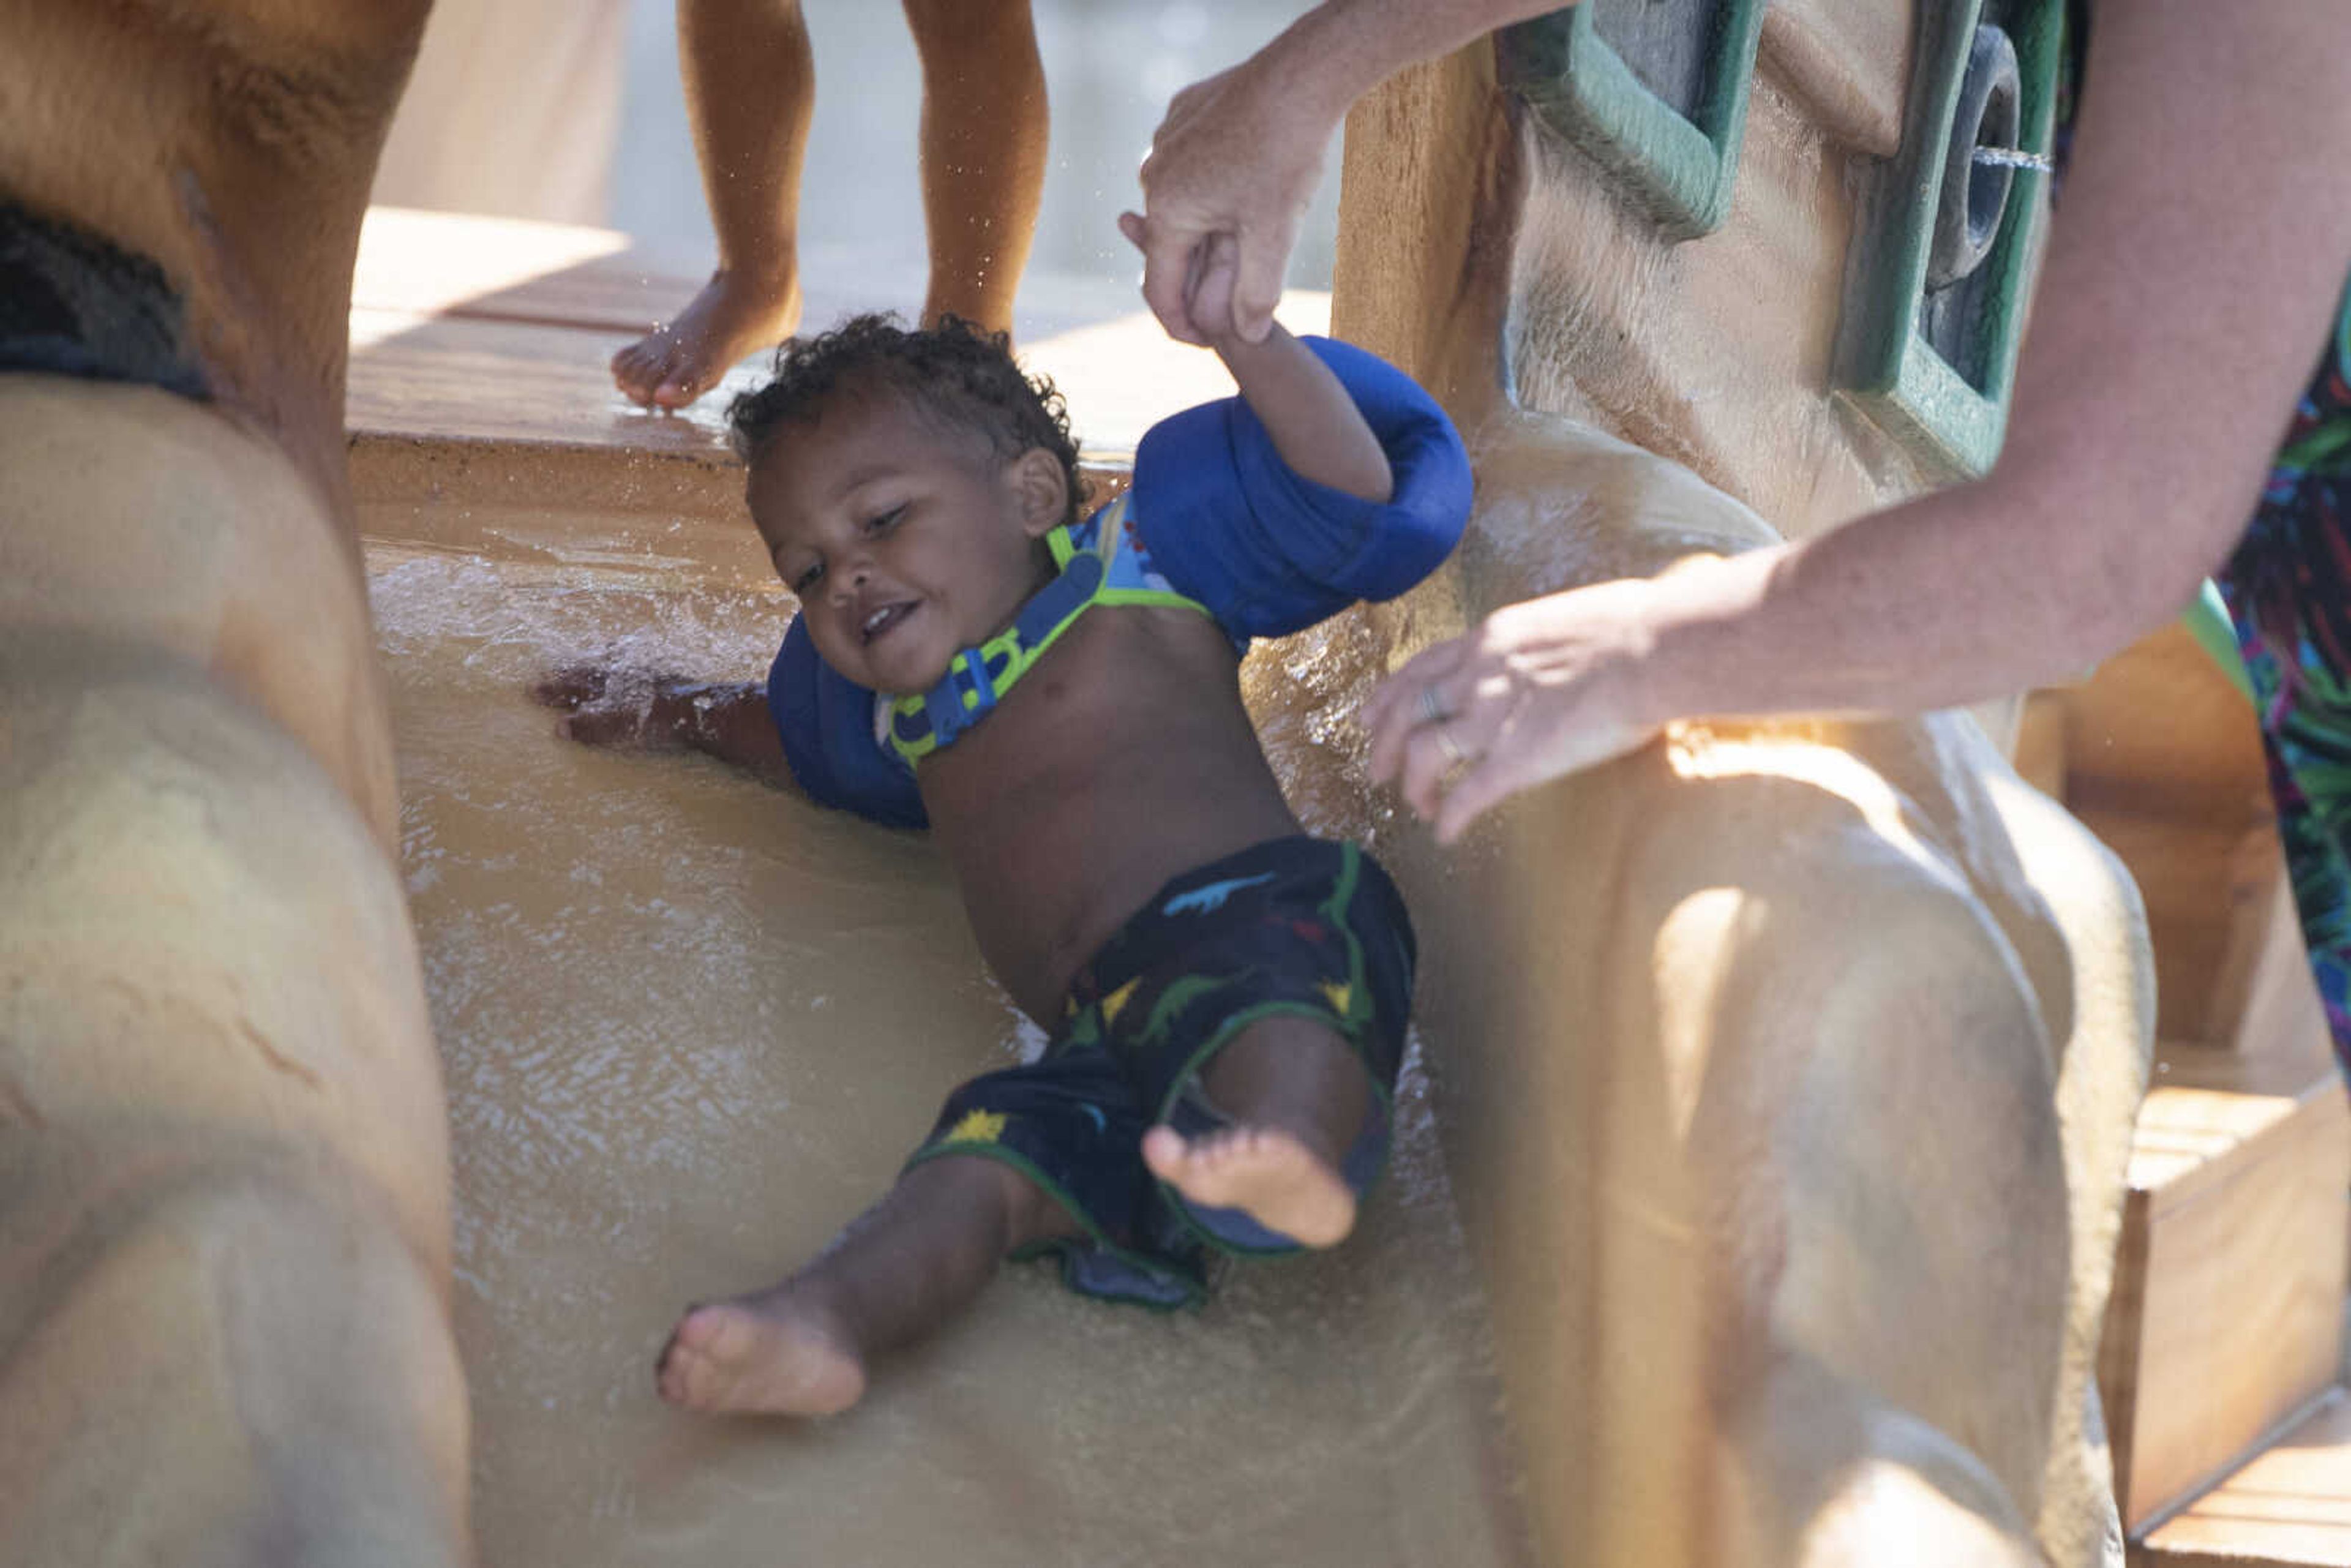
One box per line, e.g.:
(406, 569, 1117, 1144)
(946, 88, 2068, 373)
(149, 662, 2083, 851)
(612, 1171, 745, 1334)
(364, 522, 1529, 1568)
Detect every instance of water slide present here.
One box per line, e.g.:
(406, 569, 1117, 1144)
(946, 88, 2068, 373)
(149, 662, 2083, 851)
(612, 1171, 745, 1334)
(368, 517, 1531, 1565)
(1, 6, 2159, 1564)
(348, 145, 2141, 1551)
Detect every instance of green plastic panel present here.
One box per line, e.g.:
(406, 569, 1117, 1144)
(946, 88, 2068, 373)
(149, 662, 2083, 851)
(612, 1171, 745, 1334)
(1836, 0, 2062, 478)
(1495, 0, 1769, 241)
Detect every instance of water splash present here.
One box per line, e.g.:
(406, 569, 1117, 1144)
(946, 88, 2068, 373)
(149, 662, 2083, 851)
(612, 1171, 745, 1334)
(368, 550, 787, 688)
(1971, 146, 2052, 173)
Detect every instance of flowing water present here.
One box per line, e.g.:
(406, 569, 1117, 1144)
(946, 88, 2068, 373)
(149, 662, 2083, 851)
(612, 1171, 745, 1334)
(362, 509, 1531, 1567)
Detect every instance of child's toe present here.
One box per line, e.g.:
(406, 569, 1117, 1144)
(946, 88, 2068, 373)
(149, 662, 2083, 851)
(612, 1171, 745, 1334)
(655, 1341, 695, 1403)
(613, 342, 656, 384)
(685, 1304, 731, 1347)
(1141, 1124, 1188, 1180)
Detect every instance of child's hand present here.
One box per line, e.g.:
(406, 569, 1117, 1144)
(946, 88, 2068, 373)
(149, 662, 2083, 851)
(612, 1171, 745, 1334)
(535, 671, 790, 784)
(1117, 216, 1247, 351)
(1183, 231, 1245, 352)
(533, 664, 612, 713)
(533, 664, 664, 749)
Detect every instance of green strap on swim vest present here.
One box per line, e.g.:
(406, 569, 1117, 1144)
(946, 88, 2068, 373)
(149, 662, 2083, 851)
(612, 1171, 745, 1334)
(885, 494, 1209, 765)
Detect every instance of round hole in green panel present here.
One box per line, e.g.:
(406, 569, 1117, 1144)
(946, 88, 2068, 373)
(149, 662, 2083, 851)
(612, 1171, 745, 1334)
(1929, 24, 2022, 291)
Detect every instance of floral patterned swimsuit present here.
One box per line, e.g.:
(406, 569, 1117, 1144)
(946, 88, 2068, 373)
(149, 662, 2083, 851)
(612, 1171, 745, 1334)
(2064, 3, 2351, 1075)
(2217, 294, 2351, 1067)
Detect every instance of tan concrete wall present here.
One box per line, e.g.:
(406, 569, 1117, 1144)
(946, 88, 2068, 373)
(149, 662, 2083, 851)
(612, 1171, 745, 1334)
(1293, 29, 2151, 1568)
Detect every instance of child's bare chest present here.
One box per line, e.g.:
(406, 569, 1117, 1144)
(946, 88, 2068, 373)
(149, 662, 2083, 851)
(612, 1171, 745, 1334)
(913, 605, 1300, 1018)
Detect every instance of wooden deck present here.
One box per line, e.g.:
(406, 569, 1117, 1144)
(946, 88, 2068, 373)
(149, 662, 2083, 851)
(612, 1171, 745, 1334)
(2103, 1043, 2351, 1534)
(345, 205, 1330, 505)
(2140, 1392, 2351, 1567)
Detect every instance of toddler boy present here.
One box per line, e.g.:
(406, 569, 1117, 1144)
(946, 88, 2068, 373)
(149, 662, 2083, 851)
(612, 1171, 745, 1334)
(547, 239, 1469, 1415)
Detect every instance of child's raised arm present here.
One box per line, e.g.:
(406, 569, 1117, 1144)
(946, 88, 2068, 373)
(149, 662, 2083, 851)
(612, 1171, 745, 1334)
(1119, 219, 1392, 503)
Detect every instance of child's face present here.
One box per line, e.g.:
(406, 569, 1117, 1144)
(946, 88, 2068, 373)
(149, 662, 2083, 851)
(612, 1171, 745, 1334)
(747, 391, 1065, 696)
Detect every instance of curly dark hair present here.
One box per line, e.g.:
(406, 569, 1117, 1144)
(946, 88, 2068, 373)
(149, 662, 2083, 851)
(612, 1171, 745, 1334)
(727, 313, 1085, 528)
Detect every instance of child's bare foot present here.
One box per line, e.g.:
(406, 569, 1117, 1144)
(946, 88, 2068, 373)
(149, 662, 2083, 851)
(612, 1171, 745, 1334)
(1142, 1015, 1373, 1248)
(612, 268, 802, 411)
(656, 1285, 866, 1417)
(1142, 1121, 1359, 1249)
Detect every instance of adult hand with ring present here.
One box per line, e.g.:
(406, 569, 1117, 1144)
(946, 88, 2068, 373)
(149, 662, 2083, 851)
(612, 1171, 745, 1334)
(1362, 580, 1672, 843)
(1418, 685, 1469, 767)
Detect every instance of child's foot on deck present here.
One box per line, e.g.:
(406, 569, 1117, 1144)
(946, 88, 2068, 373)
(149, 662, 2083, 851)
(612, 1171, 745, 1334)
(1141, 1122, 1359, 1249)
(656, 1286, 866, 1417)
(612, 268, 802, 410)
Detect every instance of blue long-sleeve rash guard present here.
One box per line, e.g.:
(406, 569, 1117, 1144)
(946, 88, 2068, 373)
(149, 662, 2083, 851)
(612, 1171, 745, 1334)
(763, 336, 1474, 830)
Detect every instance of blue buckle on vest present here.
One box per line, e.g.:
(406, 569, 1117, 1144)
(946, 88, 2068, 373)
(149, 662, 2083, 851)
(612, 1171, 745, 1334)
(919, 648, 997, 748)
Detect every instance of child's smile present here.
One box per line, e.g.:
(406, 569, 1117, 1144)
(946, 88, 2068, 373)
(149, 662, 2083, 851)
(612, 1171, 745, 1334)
(859, 600, 917, 644)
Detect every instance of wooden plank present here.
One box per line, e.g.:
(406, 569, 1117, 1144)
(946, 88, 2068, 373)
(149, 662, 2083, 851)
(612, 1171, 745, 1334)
(2101, 1047, 2351, 1532)
(345, 204, 1337, 499)
(2013, 689, 2068, 799)
(343, 211, 1175, 527)
(2129, 1049, 2347, 1214)
(346, 290, 1321, 486)
(350, 307, 745, 457)
(345, 306, 1181, 498)
(354, 204, 1127, 342)
(2229, 876, 2338, 1071)
(2078, 807, 2291, 1048)
(354, 206, 702, 334)
(2137, 1390, 2351, 1567)
(2060, 621, 2270, 824)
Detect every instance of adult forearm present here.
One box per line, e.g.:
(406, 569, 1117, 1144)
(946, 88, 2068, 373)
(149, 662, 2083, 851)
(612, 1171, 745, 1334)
(1631, 475, 2195, 726)
(1363, 1, 2350, 841)
(1267, 0, 1573, 120)
(1635, 0, 2351, 727)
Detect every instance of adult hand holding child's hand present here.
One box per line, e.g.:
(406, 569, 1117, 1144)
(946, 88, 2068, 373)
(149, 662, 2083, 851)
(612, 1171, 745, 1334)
(1117, 216, 1247, 350)
(1125, 47, 1337, 346)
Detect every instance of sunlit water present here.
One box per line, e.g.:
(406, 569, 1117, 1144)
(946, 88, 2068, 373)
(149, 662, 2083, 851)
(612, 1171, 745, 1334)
(364, 519, 1529, 1568)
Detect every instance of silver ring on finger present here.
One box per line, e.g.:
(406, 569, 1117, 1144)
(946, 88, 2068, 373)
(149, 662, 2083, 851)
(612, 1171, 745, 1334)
(1419, 685, 1452, 727)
